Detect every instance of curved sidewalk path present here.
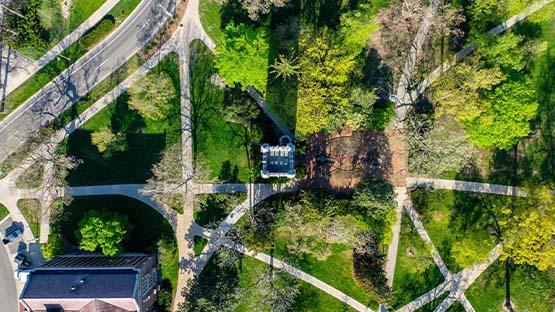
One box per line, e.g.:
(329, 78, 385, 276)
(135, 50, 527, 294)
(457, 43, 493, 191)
(4, 0, 123, 95)
(220, 239, 376, 312)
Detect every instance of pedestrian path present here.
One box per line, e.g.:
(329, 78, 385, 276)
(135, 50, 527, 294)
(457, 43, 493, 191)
(220, 239, 376, 312)
(4, 0, 123, 95)
(384, 187, 407, 287)
(406, 177, 527, 197)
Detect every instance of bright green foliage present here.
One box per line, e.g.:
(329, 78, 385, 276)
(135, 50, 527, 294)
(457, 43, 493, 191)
(215, 23, 269, 93)
(77, 210, 132, 256)
(501, 186, 555, 271)
(270, 54, 300, 80)
(464, 79, 538, 150)
(79, 18, 115, 49)
(339, 3, 379, 55)
(91, 126, 127, 158)
(296, 27, 355, 137)
(469, 0, 506, 33)
(434, 33, 538, 150)
(353, 178, 396, 221)
(41, 233, 65, 260)
(129, 71, 176, 120)
(451, 235, 492, 268)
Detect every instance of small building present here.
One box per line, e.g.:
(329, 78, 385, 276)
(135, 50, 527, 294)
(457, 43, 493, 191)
(261, 136, 295, 179)
(18, 254, 159, 312)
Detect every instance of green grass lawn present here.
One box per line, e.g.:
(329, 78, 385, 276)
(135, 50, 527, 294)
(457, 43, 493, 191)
(392, 215, 444, 309)
(193, 236, 208, 256)
(199, 0, 224, 45)
(466, 261, 555, 311)
(411, 190, 499, 273)
(0, 203, 9, 220)
(62, 54, 181, 186)
(190, 41, 252, 182)
(193, 193, 246, 228)
(271, 234, 382, 310)
(60, 195, 178, 290)
(68, 0, 108, 31)
(192, 250, 357, 311)
(17, 199, 42, 239)
(3, 0, 142, 122)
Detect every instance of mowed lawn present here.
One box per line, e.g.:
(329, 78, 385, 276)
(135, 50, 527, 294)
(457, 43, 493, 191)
(466, 260, 555, 311)
(392, 215, 444, 309)
(63, 54, 181, 186)
(190, 41, 251, 182)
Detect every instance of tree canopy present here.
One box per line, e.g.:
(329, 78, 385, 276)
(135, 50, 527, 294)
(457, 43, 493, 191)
(76, 210, 132, 256)
(128, 71, 176, 120)
(91, 127, 127, 158)
(215, 23, 270, 93)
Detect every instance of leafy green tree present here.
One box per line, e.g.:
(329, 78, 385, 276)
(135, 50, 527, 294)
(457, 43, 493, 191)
(215, 23, 269, 93)
(343, 87, 378, 131)
(41, 233, 65, 260)
(339, 3, 379, 55)
(296, 27, 355, 137)
(91, 126, 127, 158)
(5, 0, 46, 53)
(434, 33, 538, 150)
(464, 79, 538, 150)
(450, 235, 492, 268)
(500, 186, 555, 271)
(353, 178, 396, 221)
(129, 72, 176, 120)
(76, 210, 132, 256)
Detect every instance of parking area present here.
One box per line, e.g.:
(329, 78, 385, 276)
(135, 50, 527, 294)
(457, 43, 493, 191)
(0, 216, 45, 310)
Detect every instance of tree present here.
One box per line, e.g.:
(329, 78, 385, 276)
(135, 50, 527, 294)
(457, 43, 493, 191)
(296, 26, 355, 137)
(217, 0, 291, 20)
(143, 145, 183, 208)
(339, 3, 379, 56)
(5, 0, 46, 52)
(433, 33, 539, 150)
(24, 127, 82, 205)
(41, 233, 65, 259)
(246, 265, 300, 312)
(464, 79, 538, 150)
(450, 234, 492, 268)
(352, 231, 390, 302)
(270, 54, 300, 80)
(407, 114, 473, 177)
(343, 87, 379, 131)
(352, 178, 396, 221)
(128, 71, 175, 120)
(91, 126, 127, 158)
(215, 23, 269, 93)
(500, 186, 555, 271)
(76, 210, 132, 256)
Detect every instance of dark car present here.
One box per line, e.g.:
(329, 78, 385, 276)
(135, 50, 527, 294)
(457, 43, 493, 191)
(2, 228, 23, 245)
(14, 254, 31, 267)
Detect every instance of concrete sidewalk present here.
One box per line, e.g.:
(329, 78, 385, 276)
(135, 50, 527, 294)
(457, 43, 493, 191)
(4, 0, 122, 95)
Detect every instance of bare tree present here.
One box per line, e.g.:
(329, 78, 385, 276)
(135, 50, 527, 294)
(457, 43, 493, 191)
(217, 0, 291, 20)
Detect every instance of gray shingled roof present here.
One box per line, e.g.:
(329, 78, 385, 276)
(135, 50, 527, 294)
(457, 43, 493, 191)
(21, 269, 138, 299)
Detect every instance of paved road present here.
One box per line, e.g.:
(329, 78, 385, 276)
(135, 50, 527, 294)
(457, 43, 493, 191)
(0, 0, 177, 163)
(0, 229, 17, 312)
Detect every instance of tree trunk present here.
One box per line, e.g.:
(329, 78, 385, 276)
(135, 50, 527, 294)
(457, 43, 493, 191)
(504, 258, 514, 311)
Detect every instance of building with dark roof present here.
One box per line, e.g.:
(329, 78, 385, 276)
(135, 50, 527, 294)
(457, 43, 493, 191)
(18, 254, 159, 312)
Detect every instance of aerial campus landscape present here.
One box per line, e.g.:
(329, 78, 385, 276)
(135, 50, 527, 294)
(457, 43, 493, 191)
(0, 0, 554, 311)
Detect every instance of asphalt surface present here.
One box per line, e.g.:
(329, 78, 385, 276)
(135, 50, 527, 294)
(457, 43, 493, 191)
(0, 217, 20, 312)
(0, 0, 176, 162)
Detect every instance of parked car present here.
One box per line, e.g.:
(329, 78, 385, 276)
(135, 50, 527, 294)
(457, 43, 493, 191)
(14, 254, 31, 267)
(2, 228, 22, 245)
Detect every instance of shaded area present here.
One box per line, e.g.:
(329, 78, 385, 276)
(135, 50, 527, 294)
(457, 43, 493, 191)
(193, 193, 246, 228)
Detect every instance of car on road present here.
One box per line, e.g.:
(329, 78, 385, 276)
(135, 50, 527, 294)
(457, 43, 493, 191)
(14, 254, 31, 267)
(2, 228, 22, 245)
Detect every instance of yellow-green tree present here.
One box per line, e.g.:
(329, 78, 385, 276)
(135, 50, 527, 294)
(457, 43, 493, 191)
(129, 72, 175, 120)
(77, 210, 132, 257)
(295, 27, 355, 137)
(91, 127, 127, 158)
(501, 186, 555, 271)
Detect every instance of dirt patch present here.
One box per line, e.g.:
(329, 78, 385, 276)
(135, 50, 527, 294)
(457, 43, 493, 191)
(299, 128, 392, 191)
